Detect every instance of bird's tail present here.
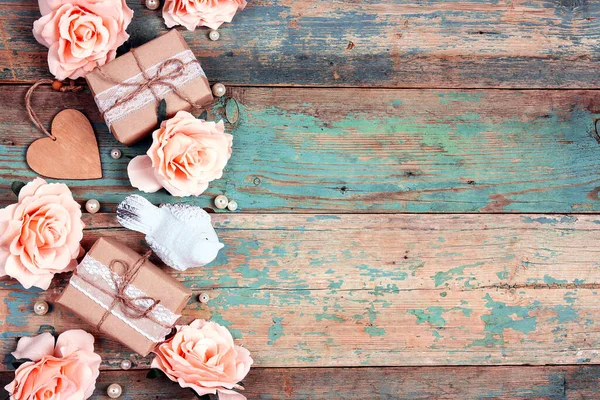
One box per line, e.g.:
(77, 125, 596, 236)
(116, 194, 160, 235)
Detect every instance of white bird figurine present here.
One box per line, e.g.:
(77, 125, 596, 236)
(116, 195, 224, 271)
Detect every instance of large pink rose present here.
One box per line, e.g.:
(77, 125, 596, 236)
(33, 0, 133, 80)
(163, 0, 246, 31)
(0, 178, 84, 290)
(152, 319, 253, 400)
(128, 111, 233, 197)
(5, 330, 102, 400)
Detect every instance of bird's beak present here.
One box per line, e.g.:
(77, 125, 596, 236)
(217, 242, 225, 249)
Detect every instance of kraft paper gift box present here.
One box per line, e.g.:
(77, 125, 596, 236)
(56, 237, 192, 356)
(86, 29, 213, 145)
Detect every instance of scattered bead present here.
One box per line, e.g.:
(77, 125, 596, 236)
(85, 199, 100, 214)
(110, 148, 122, 159)
(51, 80, 63, 91)
(198, 293, 210, 303)
(107, 383, 122, 398)
(120, 359, 132, 370)
(34, 300, 49, 316)
(214, 195, 228, 209)
(212, 83, 226, 97)
(227, 200, 238, 211)
(145, 0, 159, 10)
(209, 30, 220, 41)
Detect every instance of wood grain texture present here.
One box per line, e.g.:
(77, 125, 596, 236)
(1, 86, 599, 212)
(26, 109, 102, 179)
(2, 365, 600, 399)
(0, 0, 599, 88)
(2, 213, 600, 369)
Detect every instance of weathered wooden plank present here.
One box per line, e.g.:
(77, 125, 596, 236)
(1, 86, 599, 212)
(0, 0, 599, 88)
(2, 365, 600, 399)
(2, 213, 600, 369)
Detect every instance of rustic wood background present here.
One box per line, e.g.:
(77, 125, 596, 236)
(1, 0, 600, 398)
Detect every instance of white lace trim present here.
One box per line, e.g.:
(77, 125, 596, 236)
(93, 50, 206, 128)
(69, 254, 179, 343)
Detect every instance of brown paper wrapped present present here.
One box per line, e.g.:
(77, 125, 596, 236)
(56, 237, 192, 356)
(86, 30, 213, 145)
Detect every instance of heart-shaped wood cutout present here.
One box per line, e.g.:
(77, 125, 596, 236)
(26, 109, 102, 179)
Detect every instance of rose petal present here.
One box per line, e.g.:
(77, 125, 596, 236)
(128, 156, 163, 193)
(17, 177, 47, 201)
(218, 389, 247, 400)
(55, 329, 96, 357)
(12, 332, 55, 361)
(5, 255, 54, 289)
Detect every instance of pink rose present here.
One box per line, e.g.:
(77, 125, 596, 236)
(5, 330, 101, 400)
(152, 319, 253, 400)
(33, 0, 133, 80)
(163, 0, 246, 31)
(128, 111, 233, 197)
(0, 178, 84, 290)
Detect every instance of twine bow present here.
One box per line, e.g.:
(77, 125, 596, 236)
(74, 251, 172, 331)
(96, 48, 204, 120)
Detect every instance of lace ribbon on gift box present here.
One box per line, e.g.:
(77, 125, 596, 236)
(93, 49, 206, 129)
(69, 254, 179, 343)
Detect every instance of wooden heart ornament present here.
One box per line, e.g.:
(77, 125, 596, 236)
(26, 109, 102, 179)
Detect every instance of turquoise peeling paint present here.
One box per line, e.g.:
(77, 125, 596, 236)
(409, 262, 425, 276)
(549, 305, 579, 324)
(469, 294, 539, 348)
(328, 280, 344, 289)
(315, 313, 344, 323)
(496, 270, 509, 280)
(5, 290, 41, 328)
(268, 317, 284, 345)
(2, 97, 598, 213)
(521, 216, 578, 224)
(432, 262, 484, 287)
(356, 264, 408, 281)
(439, 92, 484, 105)
(407, 306, 472, 327)
(306, 215, 341, 221)
(364, 326, 386, 337)
(543, 275, 569, 285)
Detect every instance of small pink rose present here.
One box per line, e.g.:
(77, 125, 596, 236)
(152, 319, 253, 400)
(5, 330, 102, 400)
(33, 0, 133, 80)
(0, 178, 84, 290)
(162, 0, 246, 31)
(128, 111, 233, 197)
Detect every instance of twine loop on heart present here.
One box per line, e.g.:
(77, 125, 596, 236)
(25, 79, 84, 141)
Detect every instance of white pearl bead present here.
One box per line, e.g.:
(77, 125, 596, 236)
(214, 195, 228, 209)
(34, 300, 49, 316)
(120, 359, 132, 370)
(107, 383, 122, 398)
(85, 199, 100, 214)
(145, 0, 159, 10)
(209, 30, 220, 41)
(212, 83, 226, 97)
(110, 148, 121, 159)
(227, 200, 238, 211)
(198, 293, 210, 303)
